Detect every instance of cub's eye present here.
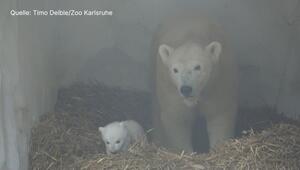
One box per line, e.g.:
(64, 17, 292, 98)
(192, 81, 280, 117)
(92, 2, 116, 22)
(106, 141, 110, 144)
(173, 68, 178, 73)
(116, 140, 120, 144)
(194, 65, 201, 71)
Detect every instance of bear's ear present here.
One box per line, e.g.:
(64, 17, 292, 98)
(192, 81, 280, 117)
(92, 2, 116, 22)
(159, 44, 174, 65)
(119, 122, 124, 127)
(205, 41, 222, 62)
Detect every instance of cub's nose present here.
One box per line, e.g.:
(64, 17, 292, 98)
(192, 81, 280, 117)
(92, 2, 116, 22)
(110, 151, 118, 154)
(180, 86, 193, 97)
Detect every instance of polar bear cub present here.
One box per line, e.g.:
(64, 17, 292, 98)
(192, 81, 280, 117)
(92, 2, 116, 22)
(98, 120, 145, 154)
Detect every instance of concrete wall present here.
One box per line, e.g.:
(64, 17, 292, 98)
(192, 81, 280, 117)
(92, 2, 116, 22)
(56, 0, 300, 117)
(0, 0, 58, 169)
(0, 0, 300, 169)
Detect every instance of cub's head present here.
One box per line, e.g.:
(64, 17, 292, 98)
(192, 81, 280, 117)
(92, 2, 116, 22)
(159, 41, 222, 106)
(99, 122, 128, 154)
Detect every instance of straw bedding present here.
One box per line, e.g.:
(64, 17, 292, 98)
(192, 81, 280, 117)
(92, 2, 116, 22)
(29, 83, 300, 170)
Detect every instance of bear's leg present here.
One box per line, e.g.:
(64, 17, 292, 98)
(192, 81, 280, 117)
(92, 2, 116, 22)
(206, 112, 236, 149)
(161, 110, 194, 152)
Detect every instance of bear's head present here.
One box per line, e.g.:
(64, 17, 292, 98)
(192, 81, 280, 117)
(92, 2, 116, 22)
(159, 41, 222, 106)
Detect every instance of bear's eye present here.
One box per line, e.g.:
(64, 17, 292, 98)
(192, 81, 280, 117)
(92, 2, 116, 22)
(173, 68, 178, 73)
(116, 140, 120, 144)
(106, 141, 110, 144)
(194, 65, 201, 71)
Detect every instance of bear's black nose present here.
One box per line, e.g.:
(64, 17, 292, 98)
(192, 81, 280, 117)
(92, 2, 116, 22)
(180, 86, 192, 97)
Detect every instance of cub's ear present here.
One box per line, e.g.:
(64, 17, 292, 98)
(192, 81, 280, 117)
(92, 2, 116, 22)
(205, 41, 222, 62)
(119, 122, 124, 127)
(98, 127, 104, 133)
(159, 44, 174, 65)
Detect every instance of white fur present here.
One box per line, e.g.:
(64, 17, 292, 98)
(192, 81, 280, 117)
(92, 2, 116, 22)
(98, 120, 145, 154)
(159, 42, 221, 105)
(152, 15, 238, 152)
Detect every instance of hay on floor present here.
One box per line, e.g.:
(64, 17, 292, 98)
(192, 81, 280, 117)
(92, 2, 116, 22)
(29, 83, 300, 170)
(79, 123, 300, 169)
(30, 117, 300, 170)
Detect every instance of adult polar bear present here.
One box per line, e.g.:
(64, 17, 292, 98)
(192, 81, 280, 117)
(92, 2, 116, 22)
(152, 14, 238, 152)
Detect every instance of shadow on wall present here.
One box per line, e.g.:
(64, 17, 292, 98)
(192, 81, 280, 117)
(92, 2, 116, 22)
(78, 47, 149, 91)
